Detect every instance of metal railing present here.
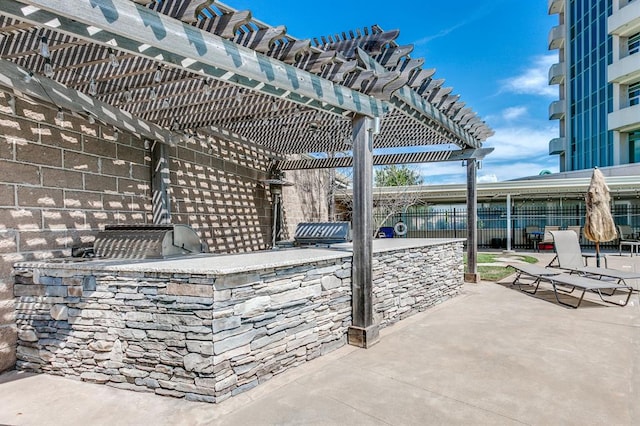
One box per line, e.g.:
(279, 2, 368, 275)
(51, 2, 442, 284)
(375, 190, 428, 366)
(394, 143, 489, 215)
(375, 205, 640, 249)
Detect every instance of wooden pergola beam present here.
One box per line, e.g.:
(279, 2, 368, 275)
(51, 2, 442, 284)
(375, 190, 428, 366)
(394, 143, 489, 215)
(356, 48, 480, 148)
(276, 148, 495, 170)
(4, 0, 386, 119)
(0, 58, 179, 144)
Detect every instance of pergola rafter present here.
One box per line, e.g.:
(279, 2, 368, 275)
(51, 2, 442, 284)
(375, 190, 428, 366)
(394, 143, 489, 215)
(276, 148, 495, 170)
(0, 0, 492, 155)
(0, 58, 180, 144)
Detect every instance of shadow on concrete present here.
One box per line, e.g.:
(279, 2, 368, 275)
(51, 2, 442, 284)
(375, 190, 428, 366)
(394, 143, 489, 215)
(0, 370, 38, 385)
(494, 278, 610, 309)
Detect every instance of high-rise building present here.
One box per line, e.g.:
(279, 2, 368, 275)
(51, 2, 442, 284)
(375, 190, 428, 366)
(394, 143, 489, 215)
(548, 0, 640, 171)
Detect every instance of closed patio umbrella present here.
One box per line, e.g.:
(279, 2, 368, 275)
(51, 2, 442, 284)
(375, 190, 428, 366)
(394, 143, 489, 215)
(584, 168, 617, 267)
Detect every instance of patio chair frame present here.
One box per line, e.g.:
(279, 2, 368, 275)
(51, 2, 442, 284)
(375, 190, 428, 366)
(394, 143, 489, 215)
(548, 230, 640, 287)
(617, 225, 640, 257)
(510, 263, 633, 309)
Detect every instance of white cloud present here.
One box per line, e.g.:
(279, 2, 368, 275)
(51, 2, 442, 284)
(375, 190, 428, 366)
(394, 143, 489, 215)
(413, 4, 493, 46)
(481, 160, 558, 181)
(500, 54, 557, 97)
(477, 174, 498, 183)
(480, 123, 559, 177)
(502, 106, 527, 121)
(416, 122, 559, 184)
(414, 21, 469, 45)
(417, 162, 468, 184)
(419, 157, 559, 185)
(483, 124, 558, 161)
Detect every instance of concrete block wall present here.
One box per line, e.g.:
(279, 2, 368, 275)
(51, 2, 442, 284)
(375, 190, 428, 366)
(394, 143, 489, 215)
(0, 93, 151, 372)
(280, 167, 331, 240)
(0, 90, 328, 372)
(168, 136, 273, 253)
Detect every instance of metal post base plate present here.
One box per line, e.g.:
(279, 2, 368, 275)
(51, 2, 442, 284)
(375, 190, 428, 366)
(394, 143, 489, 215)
(347, 325, 380, 348)
(464, 272, 481, 283)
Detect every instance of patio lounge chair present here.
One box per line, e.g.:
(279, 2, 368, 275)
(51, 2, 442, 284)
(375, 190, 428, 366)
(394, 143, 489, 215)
(546, 229, 608, 268)
(566, 225, 582, 244)
(509, 263, 633, 308)
(537, 226, 559, 251)
(525, 226, 542, 250)
(617, 225, 640, 256)
(548, 230, 640, 286)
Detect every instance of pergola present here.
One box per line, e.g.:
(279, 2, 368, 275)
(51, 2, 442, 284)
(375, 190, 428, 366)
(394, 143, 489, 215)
(0, 0, 493, 347)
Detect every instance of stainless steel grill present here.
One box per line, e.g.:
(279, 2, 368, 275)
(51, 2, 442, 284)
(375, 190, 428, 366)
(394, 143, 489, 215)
(93, 224, 206, 259)
(293, 222, 352, 246)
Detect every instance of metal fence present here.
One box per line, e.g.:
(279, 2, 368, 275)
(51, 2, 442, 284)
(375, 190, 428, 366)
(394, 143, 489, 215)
(375, 205, 640, 249)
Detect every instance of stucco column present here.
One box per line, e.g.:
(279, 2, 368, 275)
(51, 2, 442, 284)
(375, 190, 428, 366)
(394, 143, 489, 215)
(348, 114, 379, 348)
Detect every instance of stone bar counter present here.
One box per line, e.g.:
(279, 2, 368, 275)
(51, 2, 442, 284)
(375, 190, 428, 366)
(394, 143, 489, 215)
(13, 238, 464, 403)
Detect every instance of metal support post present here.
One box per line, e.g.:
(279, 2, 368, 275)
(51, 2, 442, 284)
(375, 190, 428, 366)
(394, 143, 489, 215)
(348, 114, 379, 348)
(465, 158, 480, 283)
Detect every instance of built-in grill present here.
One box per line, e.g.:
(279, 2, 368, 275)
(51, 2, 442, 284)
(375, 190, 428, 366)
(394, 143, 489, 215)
(293, 222, 352, 247)
(92, 224, 207, 259)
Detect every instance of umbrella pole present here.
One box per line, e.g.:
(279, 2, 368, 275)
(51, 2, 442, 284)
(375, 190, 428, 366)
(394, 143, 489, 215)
(595, 241, 600, 268)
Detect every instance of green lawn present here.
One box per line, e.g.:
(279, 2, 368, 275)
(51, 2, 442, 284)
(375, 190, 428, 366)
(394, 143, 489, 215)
(464, 253, 538, 282)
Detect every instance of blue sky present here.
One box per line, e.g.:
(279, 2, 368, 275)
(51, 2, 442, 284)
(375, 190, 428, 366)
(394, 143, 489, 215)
(228, 0, 559, 184)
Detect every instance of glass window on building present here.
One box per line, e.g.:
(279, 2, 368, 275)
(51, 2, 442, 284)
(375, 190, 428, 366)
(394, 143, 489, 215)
(630, 132, 640, 163)
(630, 32, 640, 55)
(630, 81, 640, 106)
(564, 0, 615, 171)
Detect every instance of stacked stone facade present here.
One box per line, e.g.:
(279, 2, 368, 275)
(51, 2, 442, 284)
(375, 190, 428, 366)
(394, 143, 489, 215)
(13, 240, 463, 402)
(373, 241, 464, 327)
(13, 256, 353, 403)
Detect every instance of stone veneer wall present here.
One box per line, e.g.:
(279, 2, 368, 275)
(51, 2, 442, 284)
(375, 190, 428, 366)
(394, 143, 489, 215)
(373, 241, 464, 327)
(13, 240, 463, 402)
(13, 256, 353, 403)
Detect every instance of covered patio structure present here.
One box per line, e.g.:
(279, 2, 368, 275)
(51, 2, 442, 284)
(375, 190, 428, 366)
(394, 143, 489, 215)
(1, 0, 493, 346)
(0, 0, 492, 377)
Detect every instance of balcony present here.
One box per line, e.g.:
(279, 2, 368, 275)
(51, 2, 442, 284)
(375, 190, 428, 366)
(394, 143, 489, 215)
(609, 0, 640, 36)
(608, 104, 640, 131)
(549, 100, 566, 120)
(548, 25, 565, 50)
(548, 0, 565, 15)
(548, 137, 567, 155)
(608, 54, 640, 83)
(548, 62, 566, 85)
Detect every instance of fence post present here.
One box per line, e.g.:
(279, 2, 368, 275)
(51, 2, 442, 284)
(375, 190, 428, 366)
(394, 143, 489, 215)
(506, 194, 512, 251)
(453, 208, 457, 238)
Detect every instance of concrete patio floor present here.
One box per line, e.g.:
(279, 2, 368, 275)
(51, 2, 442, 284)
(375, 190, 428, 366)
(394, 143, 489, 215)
(1, 252, 638, 425)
